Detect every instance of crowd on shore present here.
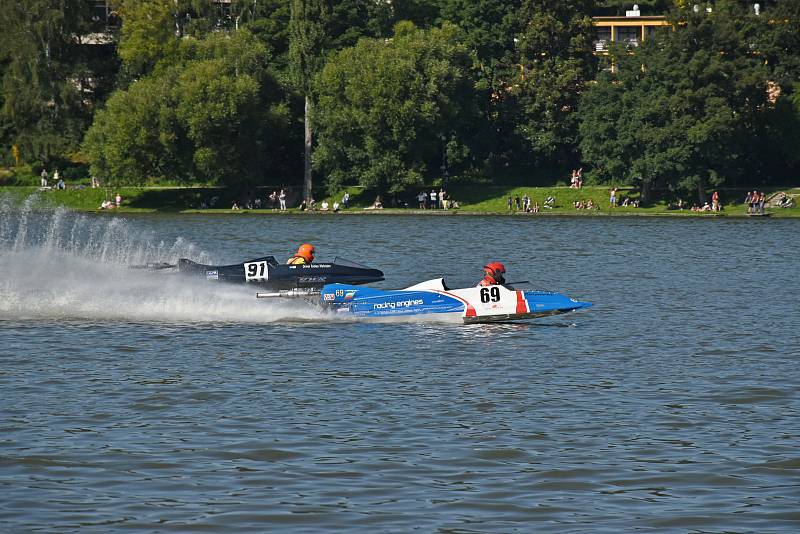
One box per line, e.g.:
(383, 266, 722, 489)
(220, 188, 463, 212)
(20, 172, 795, 216)
(745, 191, 766, 215)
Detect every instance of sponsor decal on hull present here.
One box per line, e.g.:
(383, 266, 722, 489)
(373, 299, 424, 310)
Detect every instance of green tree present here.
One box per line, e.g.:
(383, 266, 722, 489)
(289, 0, 330, 203)
(237, 0, 293, 84)
(0, 0, 106, 164)
(579, 2, 772, 202)
(752, 0, 800, 91)
(117, 0, 179, 78)
(314, 22, 477, 194)
(513, 0, 598, 169)
(436, 0, 523, 170)
(83, 73, 184, 184)
(85, 30, 290, 187)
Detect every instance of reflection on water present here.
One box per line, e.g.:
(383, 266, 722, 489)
(1, 203, 799, 532)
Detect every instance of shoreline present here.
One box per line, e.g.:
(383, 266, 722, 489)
(2, 185, 798, 218)
(172, 208, 790, 218)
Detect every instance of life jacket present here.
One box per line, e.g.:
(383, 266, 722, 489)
(478, 275, 498, 287)
(286, 256, 308, 265)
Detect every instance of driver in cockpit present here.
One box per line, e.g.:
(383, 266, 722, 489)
(287, 243, 315, 265)
(478, 262, 506, 286)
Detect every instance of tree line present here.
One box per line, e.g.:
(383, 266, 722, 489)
(0, 0, 798, 203)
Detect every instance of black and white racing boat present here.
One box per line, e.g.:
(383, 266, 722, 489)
(137, 256, 384, 291)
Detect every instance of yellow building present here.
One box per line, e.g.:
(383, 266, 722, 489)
(593, 9, 670, 53)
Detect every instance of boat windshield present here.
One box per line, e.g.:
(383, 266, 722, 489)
(332, 257, 375, 269)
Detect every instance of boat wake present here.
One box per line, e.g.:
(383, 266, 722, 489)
(0, 199, 329, 324)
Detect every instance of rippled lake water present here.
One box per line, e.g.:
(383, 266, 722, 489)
(1, 201, 799, 532)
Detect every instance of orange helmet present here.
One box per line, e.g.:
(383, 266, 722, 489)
(484, 262, 506, 283)
(296, 243, 315, 262)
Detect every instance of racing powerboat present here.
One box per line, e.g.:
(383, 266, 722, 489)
(301, 278, 590, 324)
(138, 256, 384, 290)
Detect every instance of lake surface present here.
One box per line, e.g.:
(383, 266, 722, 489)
(1, 201, 799, 533)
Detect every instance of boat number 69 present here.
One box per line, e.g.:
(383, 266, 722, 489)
(480, 287, 501, 303)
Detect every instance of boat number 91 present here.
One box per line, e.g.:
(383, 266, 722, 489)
(480, 287, 501, 303)
(244, 261, 269, 281)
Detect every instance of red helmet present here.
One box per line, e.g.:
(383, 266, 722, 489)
(484, 262, 506, 283)
(296, 243, 315, 262)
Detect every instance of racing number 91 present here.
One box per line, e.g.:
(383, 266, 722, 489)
(244, 261, 268, 281)
(480, 286, 501, 303)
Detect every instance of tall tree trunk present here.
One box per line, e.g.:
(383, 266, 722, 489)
(303, 95, 312, 202)
(697, 175, 707, 204)
(641, 177, 652, 205)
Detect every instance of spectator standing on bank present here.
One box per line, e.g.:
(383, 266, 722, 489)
(342, 192, 350, 209)
(418, 191, 426, 209)
(40, 168, 48, 187)
(279, 189, 287, 210)
(711, 191, 720, 212)
(610, 187, 617, 207)
(430, 189, 437, 209)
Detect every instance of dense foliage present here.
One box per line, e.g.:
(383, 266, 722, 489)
(84, 30, 291, 187)
(315, 22, 478, 193)
(0, 0, 798, 201)
(579, 0, 800, 200)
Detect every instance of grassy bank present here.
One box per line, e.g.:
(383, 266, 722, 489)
(1, 184, 798, 218)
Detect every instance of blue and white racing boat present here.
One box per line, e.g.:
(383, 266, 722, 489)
(317, 278, 591, 324)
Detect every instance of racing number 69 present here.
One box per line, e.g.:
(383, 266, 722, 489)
(480, 286, 501, 303)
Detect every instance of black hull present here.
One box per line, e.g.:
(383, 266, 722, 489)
(176, 256, 384, 290)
